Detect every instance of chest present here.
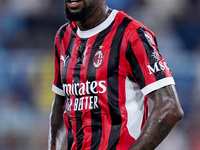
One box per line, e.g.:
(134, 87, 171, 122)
(60, 36, 124, 86)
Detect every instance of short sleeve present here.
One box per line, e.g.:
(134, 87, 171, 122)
(52, 32, 65, 96)
(126, 27, 175, 96)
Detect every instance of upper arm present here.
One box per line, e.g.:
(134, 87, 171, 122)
(147, 85, 184, 122)
(50, 94, 66, 119)
(53, 94, 66, 110)
(128, 86, 183, 150)
(126, 27, 175, 96)
(52, 32, 65, 96)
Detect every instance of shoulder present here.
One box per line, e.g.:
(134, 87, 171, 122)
(116, 11, 154, 35)
(115, 11, 153, 40)
(56, 21, 78, 38)
(116, 11, 145, 30)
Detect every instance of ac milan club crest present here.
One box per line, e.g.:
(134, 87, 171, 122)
(93, 50, 104, 68)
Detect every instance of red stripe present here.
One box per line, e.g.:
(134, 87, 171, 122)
(116, 30, 136, 150)
(60, 26, 73, 79)
(131, 35, 157, 85)
(143, 28, 172, 79)
(141, 97, 149, 130)
(149, 28, 172, 78)
(96, 40, 111, 150)
(53, 23, 77, 149)
(95, 17, 124, 150)
(63, 111, 70, 146)
(53, 23, 74, 87)
(53, 32, 61, 86)
(60, 22, 77, 77)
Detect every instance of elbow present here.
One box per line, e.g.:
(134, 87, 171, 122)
(174, 107, 184, 122)
(171, 100, 184, 122)
(158, 100, 184, 125)
(166, 103, 184, 124)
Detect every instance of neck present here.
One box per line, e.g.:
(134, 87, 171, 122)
(77, 5, 112, 31)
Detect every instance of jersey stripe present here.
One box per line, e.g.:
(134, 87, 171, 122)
(61, 24, 77, 84)
(141, 97, 149, 130)
(95, 21, 116, 150)
(74, 39, 88, 149)
(80, 36, 97, 150)
(125, 41, 146, 88)
(86, 32, 107, 150)
(107, 17, 132, 150)
(85, 20, 116, 149)
(116, 27, 137, 150)
(67, 38, 81, 150)
(136, 27, 166, 81)
(54, 44, 63, 89)
(52, 10, 175, 150)
(63, 111, 74, 150)
(59, 23, 77, 150)
(58, 24, 67, 44)
(131, 33, 156, 88)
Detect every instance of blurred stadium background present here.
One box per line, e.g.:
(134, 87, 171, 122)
(0, 0, 200, 149)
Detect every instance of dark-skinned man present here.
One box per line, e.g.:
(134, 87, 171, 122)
(48, 0, 184, 149)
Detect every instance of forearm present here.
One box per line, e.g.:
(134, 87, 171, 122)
(48, 95, 66, 150)
(129, 85, 183, 150)
(129, 108, 179, 150)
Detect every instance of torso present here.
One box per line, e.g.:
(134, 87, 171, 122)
(52, 10, 174, 150)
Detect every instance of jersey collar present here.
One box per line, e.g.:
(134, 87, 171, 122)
(77, 9, 118, 38)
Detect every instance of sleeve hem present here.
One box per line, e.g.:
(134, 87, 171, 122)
(52, 84, 65, 96)
(141, 77, 175, 96)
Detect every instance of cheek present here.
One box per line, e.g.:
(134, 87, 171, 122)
(85, 0, 99, 7)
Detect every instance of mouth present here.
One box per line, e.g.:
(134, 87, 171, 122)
(67, 0, 83, 8)
(68, 0, 81, 2)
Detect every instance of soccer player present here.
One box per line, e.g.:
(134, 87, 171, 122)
(48, 0, 184, 149)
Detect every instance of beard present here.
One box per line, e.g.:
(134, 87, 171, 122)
(65, 1, 96, 21)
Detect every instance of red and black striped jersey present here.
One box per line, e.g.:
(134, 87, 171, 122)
(52, 10, 175, 150)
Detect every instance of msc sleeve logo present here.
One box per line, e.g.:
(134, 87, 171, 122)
(147, 61, 169, 75)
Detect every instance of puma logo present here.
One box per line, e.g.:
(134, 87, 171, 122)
(61, 55, 69, 67)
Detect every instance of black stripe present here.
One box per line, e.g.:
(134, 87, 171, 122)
(61, 26, 76, 84)
(59, 23, 77, 149)
(55, 45, 60, 66)
(136, 27, 166, 80)
(66, 25, 77, 57)
(67, 117, 74, 150)
(87, 21, 115, 150)
(136, 27, 155, 66)
(58, 24, 67, 44)
(58, 22, 77, 45)
(55, 44, 63, 89)
(74, 39, 88, 84)
(125, 41, 146, 89)
(107, 17, 132, 150)
(74, 39, 88, 150)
